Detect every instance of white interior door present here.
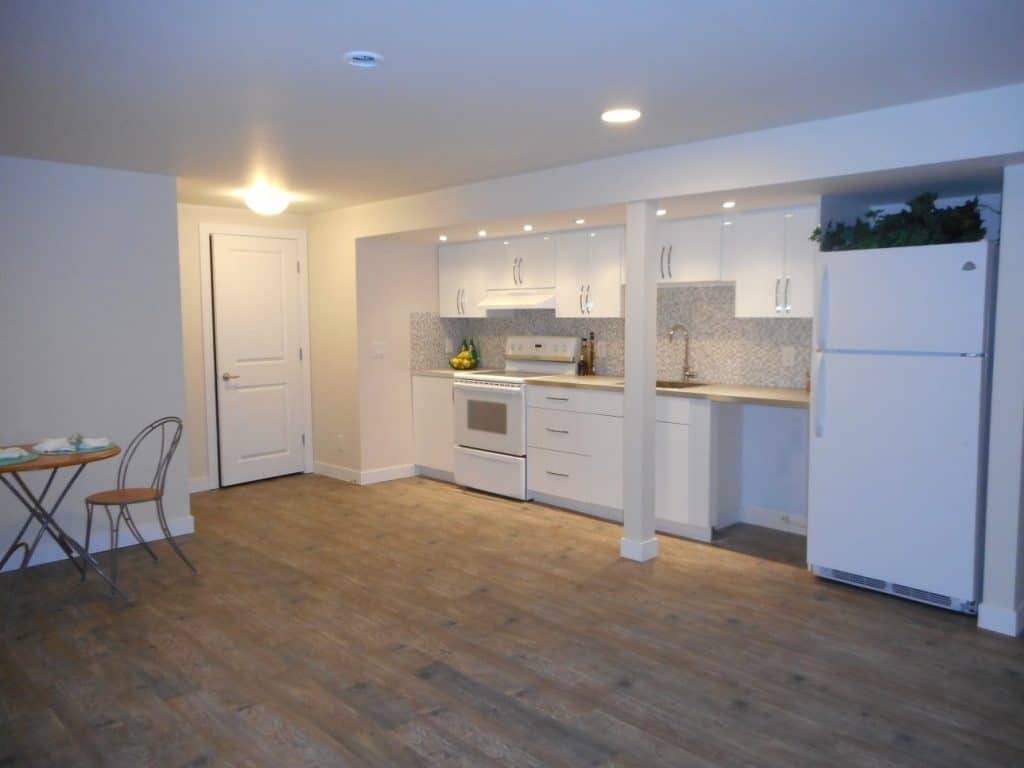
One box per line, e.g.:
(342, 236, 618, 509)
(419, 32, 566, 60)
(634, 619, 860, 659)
(212, 233, 305, 486)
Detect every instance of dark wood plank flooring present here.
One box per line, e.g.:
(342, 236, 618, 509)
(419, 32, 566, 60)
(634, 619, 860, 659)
(1, 474, 1022, 767)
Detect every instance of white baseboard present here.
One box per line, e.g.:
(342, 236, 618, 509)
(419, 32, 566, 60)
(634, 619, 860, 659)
(2, 514, 195, 573)
(360, 464, 417, 485)
(656, 517, 714, 543)
(620, 536, 660, 562)
(416, 466, 455, 483)
(977, 600, 1024, 637)
(313, 460, 361, 484)
(189, 475, 216, 493)
(531, 492, 623, 523)
(739, 505, 807, 535)
(314, 461, 416, 486)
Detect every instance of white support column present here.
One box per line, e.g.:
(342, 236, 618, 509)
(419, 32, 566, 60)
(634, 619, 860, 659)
(979, 163, 1024, 637)
(621, 201, 659, 561)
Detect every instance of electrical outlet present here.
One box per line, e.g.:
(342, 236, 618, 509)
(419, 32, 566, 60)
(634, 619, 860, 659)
(781, 346, 796, 366)
(444, 337, 454, 354)
(337, 434, 345, 451)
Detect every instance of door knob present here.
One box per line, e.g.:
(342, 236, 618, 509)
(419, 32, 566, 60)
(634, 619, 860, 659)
(222, 372, 241, 381)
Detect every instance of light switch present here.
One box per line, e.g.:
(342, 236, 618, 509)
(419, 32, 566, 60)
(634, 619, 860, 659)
(371, 341, 386, 359)
(781, 346, 795, 366)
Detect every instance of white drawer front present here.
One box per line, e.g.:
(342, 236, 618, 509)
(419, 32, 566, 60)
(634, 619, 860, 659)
(656, 395, 691, 424)
(527, 408, 591, 454)
(527, 447, 590, 502)
(527, 385, 587, 412)
(588, 389, 624, 417)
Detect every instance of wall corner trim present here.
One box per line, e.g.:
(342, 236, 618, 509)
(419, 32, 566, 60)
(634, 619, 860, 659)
(977, 601, 1024, 637)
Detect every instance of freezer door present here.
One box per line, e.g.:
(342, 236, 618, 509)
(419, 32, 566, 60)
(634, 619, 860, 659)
(808, 352, 983, 602)
(814, 241, 989, 354)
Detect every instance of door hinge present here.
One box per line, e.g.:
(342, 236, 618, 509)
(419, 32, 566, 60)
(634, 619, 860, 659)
(297, 260, 300, 274)
(299, 347, 303, 361)
(301, 433, 306, 446)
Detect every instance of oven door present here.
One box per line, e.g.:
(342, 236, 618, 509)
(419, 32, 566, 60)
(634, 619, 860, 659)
(453, 381, 525, 456)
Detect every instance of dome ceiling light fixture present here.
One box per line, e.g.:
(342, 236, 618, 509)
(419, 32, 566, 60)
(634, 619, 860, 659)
(244, 181, 290, 216)
(601, 107, 642, 124)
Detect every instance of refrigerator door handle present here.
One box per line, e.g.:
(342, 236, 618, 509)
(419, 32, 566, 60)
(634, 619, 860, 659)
(817, 265, 830, 349)
(812, 352, 827, 438)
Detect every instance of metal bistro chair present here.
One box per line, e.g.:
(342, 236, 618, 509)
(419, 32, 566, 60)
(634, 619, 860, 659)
(84, 417, 197, 593)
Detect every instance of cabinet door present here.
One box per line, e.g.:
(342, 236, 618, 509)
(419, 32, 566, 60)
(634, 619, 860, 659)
(512, 235, 556, 288)
(413, 376, 454, 473)
(590, 413, 623, 509)
(492, 240, 519, 290)
(662, 216, 722, 283)
(462, 240, 497, 317)
(782, 206, 819, 317)
(555, 232, 587, 317)
(655, 421, 690, 524)
(726, 210, 785, 317)
(438, 244, 465, 317)
(585, 227, 623, 317)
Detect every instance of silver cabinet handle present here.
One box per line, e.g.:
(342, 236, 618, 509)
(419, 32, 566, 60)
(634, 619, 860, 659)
(459, 288, 465, 315)
(659, 246, 665, 280)
(512, 258, 518, 285)
(546, 470, 570, 478)
(456, 288, 462, 315)
(517, 257, 523, 285)
(222, 372, 240, 381)
(579, 284, 584, 315)
(784, 276, 791, 312)
(545, 427, 569, 434)
(666, 246, 673, 279)
(774, 277, 782, 313)
(545, 396, 569, 401)
(585, 284, 591, 313)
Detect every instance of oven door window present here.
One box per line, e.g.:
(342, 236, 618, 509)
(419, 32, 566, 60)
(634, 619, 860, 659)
(467, 399, 508, 435)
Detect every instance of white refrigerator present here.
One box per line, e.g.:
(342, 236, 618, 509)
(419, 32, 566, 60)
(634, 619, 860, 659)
(807, 240, 994, 614)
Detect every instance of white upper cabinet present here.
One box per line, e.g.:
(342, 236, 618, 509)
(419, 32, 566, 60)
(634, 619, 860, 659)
(555, 227, 623, 318)
(657, 215, 724, 283)
(722, 204, 819, 318)
(495, 234, 556, 289)
(438, 241, 490, 317)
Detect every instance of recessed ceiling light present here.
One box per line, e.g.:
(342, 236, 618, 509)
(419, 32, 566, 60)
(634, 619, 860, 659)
(656, 209, 667, 217)
(503, 241, 509, 245)
(575, 218, 585, 225)
(523, 224, 533, 232)
(601, 107, 642, 124)
(722, 200, 736, 209)
(543, 236, 550, 240)
(723, 220, 732, 226)
(589, 232, 596, 238)
(244, 181, 289, 216)
(478, 230, 487, 237)
(438, 235, 447, 242)
(345, 50, 382, 68)
(784, 213, 794, 218)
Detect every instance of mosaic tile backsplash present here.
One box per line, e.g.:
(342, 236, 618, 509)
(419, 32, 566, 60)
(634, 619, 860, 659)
(411, 284, 812, 388)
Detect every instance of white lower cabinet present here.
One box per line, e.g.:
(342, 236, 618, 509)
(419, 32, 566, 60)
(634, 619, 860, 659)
(655, 421, 690, 527)
(412, 375, 455, 476)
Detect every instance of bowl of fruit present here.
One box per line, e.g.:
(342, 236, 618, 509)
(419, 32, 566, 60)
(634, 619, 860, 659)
(449, 338, 479, 370)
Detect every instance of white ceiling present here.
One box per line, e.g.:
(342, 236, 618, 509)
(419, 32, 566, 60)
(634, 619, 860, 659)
(1, 1, 1022, 213)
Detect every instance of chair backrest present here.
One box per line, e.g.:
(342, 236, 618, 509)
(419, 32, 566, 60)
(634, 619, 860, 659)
(117, 417, 183, 492)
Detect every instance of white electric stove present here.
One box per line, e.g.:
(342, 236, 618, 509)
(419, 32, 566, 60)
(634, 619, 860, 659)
(453, 336, 580, 499)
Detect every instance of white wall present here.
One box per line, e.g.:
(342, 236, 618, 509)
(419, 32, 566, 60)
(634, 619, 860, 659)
(979, 163, 1024, 636)
(0, 156, 190, 570)
(352, 238, 438, 477)
(737, 406, 809, 533)
(176, 204, 307, 488)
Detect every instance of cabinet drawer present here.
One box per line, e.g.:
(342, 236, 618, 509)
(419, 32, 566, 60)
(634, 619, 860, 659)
(527, 408, 591, 454)
(588, 389, 624, 417)
(527, 447, 590, 502)
(527, 386, 587, 412)
(656, 395, 691, 424)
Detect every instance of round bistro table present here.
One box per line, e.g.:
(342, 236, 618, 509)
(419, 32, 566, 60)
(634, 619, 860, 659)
(0, 444, 131, 600)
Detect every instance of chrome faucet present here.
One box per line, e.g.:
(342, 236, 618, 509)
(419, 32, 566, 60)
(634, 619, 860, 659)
(668, 324, 698, 381)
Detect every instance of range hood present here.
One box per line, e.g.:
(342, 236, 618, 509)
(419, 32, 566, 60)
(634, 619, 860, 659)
(477, 288, 556, 311)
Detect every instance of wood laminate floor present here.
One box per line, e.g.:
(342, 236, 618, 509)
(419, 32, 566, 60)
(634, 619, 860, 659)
(1, 474, 1022, 767)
